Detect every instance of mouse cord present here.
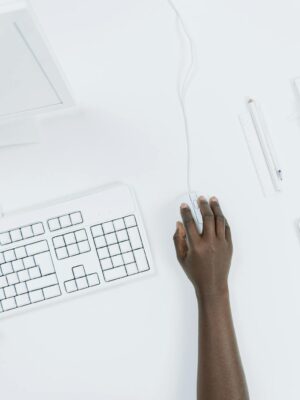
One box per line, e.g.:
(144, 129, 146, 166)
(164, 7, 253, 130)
(167, 0, 196, 193)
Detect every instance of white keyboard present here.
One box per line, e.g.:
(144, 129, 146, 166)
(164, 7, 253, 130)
(0, 184, 153, 317)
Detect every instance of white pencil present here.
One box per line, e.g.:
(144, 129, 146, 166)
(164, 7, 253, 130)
(253, 99, 283, 181)
(247, 98, 282, 191)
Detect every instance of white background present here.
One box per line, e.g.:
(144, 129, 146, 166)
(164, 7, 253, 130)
(0, 0, 300, 399)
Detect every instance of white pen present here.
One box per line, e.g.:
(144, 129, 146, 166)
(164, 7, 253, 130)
(247, 98, 283, 191)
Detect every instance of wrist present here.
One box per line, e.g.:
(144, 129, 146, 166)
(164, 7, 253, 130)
(195, 286, 229, 307)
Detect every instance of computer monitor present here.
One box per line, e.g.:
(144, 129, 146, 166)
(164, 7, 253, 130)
(0, 1, 74, 122)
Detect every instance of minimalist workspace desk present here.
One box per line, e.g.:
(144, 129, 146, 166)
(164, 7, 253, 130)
(0, 0, 300, 399)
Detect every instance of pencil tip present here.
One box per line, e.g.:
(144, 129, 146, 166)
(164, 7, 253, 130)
(278, 170, 283, 181)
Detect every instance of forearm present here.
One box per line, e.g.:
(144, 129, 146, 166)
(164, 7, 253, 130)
(197, 291, 249, 400)
(174, 197, 249, 399)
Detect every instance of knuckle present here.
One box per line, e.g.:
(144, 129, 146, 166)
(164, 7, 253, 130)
(203, 213, 214, 219)
(189, 246, 199, 257)
(208, 243, 217, 253)
(184, 217, 194, 225)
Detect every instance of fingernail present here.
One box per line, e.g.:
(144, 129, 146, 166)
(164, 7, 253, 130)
(176, 221, 181, 229)
(211, 196, 218, 202)
(180, 203, 189, 209)
(199, 196, 206, 201)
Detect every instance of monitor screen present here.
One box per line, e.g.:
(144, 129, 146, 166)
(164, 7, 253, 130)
(0, 2, 73, 119)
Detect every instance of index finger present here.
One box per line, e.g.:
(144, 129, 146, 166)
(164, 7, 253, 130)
(180, 203, 199, 245)
(198, 196, 215, 238)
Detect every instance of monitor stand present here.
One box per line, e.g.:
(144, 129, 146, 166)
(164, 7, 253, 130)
(0, 117, 39, 148)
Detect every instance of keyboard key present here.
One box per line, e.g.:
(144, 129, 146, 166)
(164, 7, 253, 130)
(16, 293, 30, 307)
(18, 270, 30, 282)
(48, 218, 60, 231)
(0, 289, 5, 300)
(108, 244, 120, 256)
(29, 267, 41, 279)
(102, 222, 114, 234)
(16, 282, 28, 295)
(59, 215, 71, 228)
(76, 277, 88, 290)
(43, 285, 61, 299)
(10, 229, 22, 242)
(12, 259, 24, 272)
(0, 253, 4, 264)
(21, 226, 33, 239)
(98, 248, 109, 260)
(29, 289, 44, 303)
(2, 262, 13, 275)
(15, 247, 27, 259)
(75, 230, 87, 242)
(101, 258, 113, 271)
(27, 274, 57, 291)
(56, 247, 68, 260)
(94, 236, 106, 248)
(73, 266, 85, 278)
(65, 280, 77, 293)
(116, 230, 128, 242)
(0, 276, 7, 288)
(106, 233, 117, 245)
(78, 241, 90, 253)
(126, 263, 138, 275)
(4, 250, 16, 262)
(113, 219, 125, 231)
(32, 223, 44, 236)
(2, 298, 16, 311)
(0, 232, 11, 245)
(24, 256, 35, 268)
(124, 215, 136, 228)
(64, 233, 76, 245)
(134, 249, 149, 272)
(104, 266, 127, 281)
(123, 252, 134, 264)
(53, 236, 65, 248)
(26, 241, 48, 256)
(111, 255, 123, 267)
(91, 225, 103, 237)
(87, 274, 100, 287)
(120, 241, 131, 253)
(67, 244, 79, 256)
(4, 285, 16, 298)
(34, 253, 54, 275)
(127, 227, 142, 250)
(70, 212, 83, 225)
(7, 273, 19, 285)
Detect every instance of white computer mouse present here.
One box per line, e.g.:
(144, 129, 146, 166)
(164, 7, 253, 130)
(177, 191, 203, 234)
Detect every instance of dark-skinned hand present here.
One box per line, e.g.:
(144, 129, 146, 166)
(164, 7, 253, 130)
(173, 196, 233, 299)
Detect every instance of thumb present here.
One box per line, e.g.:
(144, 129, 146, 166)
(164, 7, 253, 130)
(173, 221, 188, 262)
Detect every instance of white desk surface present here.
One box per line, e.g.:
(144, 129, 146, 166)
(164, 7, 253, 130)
(0, 0, 300, 399)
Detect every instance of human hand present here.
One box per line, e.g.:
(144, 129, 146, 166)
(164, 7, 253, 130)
(173, 196, 233, 299)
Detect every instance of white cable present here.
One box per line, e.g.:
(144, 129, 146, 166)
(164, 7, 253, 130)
(167, 0, 196, 193)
